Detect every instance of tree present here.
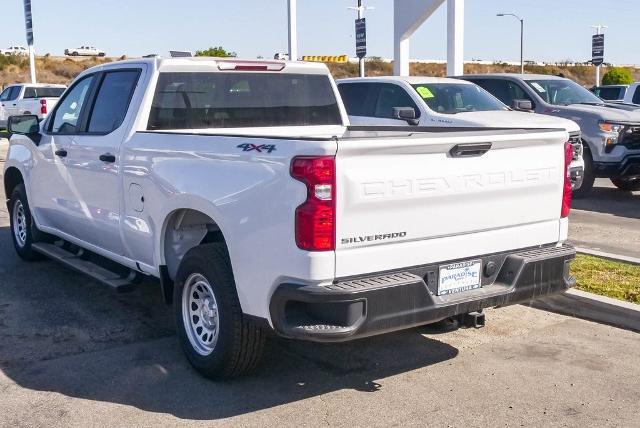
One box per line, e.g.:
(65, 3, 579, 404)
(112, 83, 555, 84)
(195, 46, 237, 58)
(602, 67, 633, 85)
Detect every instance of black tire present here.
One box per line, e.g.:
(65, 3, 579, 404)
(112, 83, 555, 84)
(573, 147, 595, 199)
(611, 176, 640, 192)
(71, 51, 79, 56)
(8, 184, 50, 260)
(173, 243, 265, 380)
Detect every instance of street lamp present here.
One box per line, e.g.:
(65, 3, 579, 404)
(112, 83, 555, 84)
(497, 12, 524, 74)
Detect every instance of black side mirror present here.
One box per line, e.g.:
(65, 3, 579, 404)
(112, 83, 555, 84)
(393, 107, 419, 125)
(512, 99, 533, 112)
(8, 115, 41, 145)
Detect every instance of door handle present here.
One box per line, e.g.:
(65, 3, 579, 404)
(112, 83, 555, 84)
(99, 153, 116, 163)
(54, 149, 68, 157)
(449, 143, 492, 158)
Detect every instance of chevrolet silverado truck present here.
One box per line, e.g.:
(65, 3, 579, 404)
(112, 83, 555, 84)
(0, 83, 66, 129)
(459, 74, 640, 194)
(337, 76, 584, 190)
(4, 58, 576, 379)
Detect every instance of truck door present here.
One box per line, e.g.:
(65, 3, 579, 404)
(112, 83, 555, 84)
(62, 68, 143, 256)
(1, 86, 22, 123)
(30, 75, 97, 235)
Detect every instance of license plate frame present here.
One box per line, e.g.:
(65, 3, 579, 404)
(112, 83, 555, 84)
(437, 259, 482, 296)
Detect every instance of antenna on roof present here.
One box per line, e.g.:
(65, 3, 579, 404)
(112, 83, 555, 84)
(169, 50, 193, 58)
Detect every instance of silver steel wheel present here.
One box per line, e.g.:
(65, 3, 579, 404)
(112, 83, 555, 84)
(12, 199, 27, 248)
(182, 273, 220, 356)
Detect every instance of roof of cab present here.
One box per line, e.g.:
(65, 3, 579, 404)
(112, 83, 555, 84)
(84, 57, 331, 75)
(337, 76, 474, 85)
(459, 73, 570, 81)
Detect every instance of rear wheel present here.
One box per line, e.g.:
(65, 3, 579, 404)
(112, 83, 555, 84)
(611, 176, 640, 192)
(173, 243, 265, 379)
(573, 147, 595, 199)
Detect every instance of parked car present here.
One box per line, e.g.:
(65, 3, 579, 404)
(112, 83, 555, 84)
(591, 85, 629, 102)
(0, 46, 28, 56)
(337, 76, 584, 190)
(593, 83, 640, 105)
(64, 46, 106, 57)
(0, 83, 66, 129)
(4, 57, 575, 379)
(458, 74, 640, 194)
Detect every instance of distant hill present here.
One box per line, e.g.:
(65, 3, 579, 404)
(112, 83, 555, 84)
(2, 55, 639, 88)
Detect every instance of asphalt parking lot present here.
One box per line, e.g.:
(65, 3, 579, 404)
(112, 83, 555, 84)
(570, 179, 640, 259)
(0, 141, 638, 427)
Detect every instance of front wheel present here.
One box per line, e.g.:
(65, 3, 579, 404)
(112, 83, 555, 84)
(9, 184, 48, 260)
(572, 147, 595, 199)
(611, 176, 640, 192)
(174, 243, 265, 380)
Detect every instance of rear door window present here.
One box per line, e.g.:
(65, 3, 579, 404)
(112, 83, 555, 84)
(337, 83, 379, 117)
(148, 72, 342, 129)
(87, 70, 140, 133)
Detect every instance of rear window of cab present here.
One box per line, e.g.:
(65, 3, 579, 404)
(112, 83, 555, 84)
(148, 72, 342, 129)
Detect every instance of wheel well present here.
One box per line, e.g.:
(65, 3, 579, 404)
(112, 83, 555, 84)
(4, 167, 24, 201)
(163, 209, 227, 281)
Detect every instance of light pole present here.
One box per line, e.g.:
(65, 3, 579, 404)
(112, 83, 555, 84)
(287, 0, 298, 61)
(348, 0, 374, 77)
(497, 13, 524, 74)
(591, 24, 607, 86)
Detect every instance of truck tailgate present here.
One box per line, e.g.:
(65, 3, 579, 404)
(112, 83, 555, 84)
(334, 128, 568, 278)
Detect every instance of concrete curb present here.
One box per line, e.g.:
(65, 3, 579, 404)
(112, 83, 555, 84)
(575, 246, 640, 266)
(531, 288, 640, 333)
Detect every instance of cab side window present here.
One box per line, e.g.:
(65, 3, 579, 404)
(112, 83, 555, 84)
(472, 79, 534, 109)
(0, 87, 13, 102)
(49, 75, 95, 134)
(633, 87, 640, 105)
(87, 70, 140, 134)
(1, 86, 22, 102)
(373, 84, 420, 119)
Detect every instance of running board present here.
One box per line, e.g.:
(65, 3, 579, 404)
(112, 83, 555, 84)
(32, 242, 138, 293)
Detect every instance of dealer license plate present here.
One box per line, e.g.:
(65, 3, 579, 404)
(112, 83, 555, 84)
(438, 260, 482, 296)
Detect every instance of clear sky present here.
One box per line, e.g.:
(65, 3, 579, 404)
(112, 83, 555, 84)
(2, 0, 638, 65)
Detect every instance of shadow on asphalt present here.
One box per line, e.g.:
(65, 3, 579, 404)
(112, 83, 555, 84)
(572, 185, 640, 220)
(0, 227, 458, 420)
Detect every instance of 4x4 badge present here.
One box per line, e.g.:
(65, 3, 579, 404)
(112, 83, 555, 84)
(237, 143, 277, 153)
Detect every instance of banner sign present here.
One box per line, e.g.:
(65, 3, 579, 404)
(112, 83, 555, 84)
(24, 0, 34, 46)
(355, 18, 367, 59)
(592, 34, 604, 66)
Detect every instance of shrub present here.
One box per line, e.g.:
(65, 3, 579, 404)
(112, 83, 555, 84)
(195, 47, 237, 58)
(602, 67, 634, 85)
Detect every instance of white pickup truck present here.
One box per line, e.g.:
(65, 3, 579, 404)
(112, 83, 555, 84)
(0, 83, 66, 129)
(338, 76, 585, 190)
(64, 46, 106, 57)
(4, 58, 576, 379)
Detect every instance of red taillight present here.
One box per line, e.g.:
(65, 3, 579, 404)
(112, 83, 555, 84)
(561, 142, 572, 218)
(291, 156, 335, 251)
(40, 99, 47, 115)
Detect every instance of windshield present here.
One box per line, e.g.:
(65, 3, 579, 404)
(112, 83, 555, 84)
(411, 83, 508, 114)
(525, 79, 604, 106)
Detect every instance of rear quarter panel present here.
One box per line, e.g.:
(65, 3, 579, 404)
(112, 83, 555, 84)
(120, 132, 338, 320)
